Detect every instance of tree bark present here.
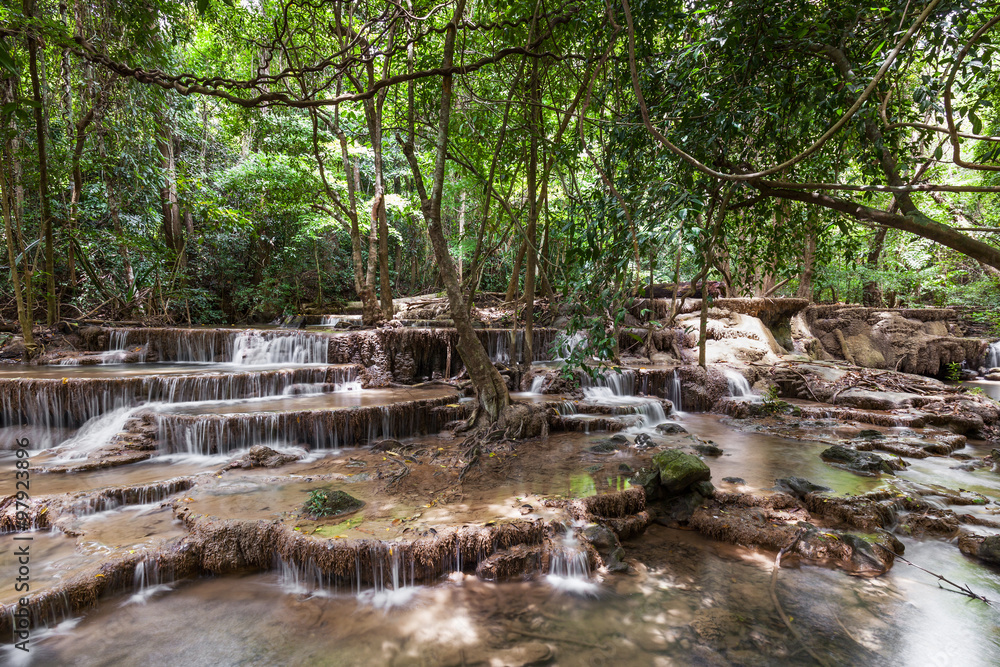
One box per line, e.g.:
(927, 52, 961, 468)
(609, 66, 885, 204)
(522, 58, 541, 366)
(156, 108, 184, 270)
(796, 211, 818, 300)
(26, 0, 57, 324)
(862, 226, 887, 306)
(401, 0, 509, 423)
(505, 239, 526, 303)
(2, 76, 35, 351)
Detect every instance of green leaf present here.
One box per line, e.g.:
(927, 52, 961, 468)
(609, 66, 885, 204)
(0, 39, 17, 77)
(970, 112, 983, 136)
(197, 0, 210, 14)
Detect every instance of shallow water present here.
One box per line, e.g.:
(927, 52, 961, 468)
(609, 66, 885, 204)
(15, 524, 1000, 667)
(4, 351, 1000, 665)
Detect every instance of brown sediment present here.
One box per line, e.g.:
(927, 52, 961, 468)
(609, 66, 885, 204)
(548, 414, 644, 433)
(688, 492, 904, 576)
(0, 510, 560, 636)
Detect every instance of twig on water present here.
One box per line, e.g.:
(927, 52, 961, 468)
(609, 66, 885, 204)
(873, 541, 993, 606)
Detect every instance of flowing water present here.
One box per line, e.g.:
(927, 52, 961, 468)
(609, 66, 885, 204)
(2, 329, 1000, 665)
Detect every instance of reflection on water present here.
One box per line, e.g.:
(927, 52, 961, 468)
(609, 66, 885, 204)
(6, 358, 1000, 665)
(22, 525, 1000, 666)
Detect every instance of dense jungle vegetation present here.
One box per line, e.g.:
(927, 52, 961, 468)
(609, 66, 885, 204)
(2, 0, 999, 336)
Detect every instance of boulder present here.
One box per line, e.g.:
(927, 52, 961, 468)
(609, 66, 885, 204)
(228, 445, 300, 469)
(652, 449, 711, 494)
(820, 445, 904, 476)
(958, 534, 1000, 564)
(655, 422, 688, 435)
(774, 477, 832, 500)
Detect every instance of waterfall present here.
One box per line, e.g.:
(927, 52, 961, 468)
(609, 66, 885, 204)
(986, 341, 1000, 370)
(321, 315, 341, 326)
(480, 329, 558, 364)
(0, 367, 351, 430)
(105, 328, 330, 364)
(723, 368, 753, 397)
(125, 557, 172, 605)
(529, 377, 545, 394)
(357, 544, 419, 609)
(231, 332, 328, 365)
(554, 331, 587, 360)
(666, 370, 683, 412)
(546, 528, 598, 596)
(48, 405, 150, 461)
(581, 369, 636, 396)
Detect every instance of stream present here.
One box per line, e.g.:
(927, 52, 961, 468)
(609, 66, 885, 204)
(1, 326, 999, 665)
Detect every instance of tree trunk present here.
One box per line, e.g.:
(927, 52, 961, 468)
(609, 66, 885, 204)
(402, 0, 508, 423)
(26, 2, 57, 325)
(862, 226, 887, 306)
(796, 212, 817, 300)
(2, 77, 36, 352)
(157, 109, 184, 270)
(505, 239, 526, 303)
(363, 99, 394, 321)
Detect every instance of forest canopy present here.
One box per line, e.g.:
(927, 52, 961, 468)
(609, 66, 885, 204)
(1, 0, 999, 333)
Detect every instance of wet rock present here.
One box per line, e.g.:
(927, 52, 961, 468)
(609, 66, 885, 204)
(690, 493, 903, 576)
(692, 480, 716, 497)
(692, 443, 724, 456)
(820, 445, 903, 476)
(475, 544, 543, 581)
(302, 488, 364, 519)
(803, 490, 899, 532)
(653, 448, 711, 494)
(589, 438, 627, 453)
(370, 439, 403, 452)
(582, 524, 619, 552)
(228, 445, 300, 469)
(958, 534, 1000, 564)
(634, 432, 654, 448)
(655, 490, 708, 526)
(656, 422, 688, 435)
(774, 477, 832, 500)
(0, 337, 26, 360)
(897, 509, 961, 537)
(858, 429, 885, 440)
(631, 467, 661, 500)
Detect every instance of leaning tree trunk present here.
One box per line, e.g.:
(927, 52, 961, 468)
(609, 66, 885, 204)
(402, 0, 509, 424)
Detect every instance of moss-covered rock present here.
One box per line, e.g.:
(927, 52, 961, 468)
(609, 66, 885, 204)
(303, 488, 364, 519)
(652, 448, 711, 494)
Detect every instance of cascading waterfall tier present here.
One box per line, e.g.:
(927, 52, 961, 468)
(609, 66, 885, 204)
(104, 328, 331, 365)
(156, 395, 470, 454)
(0, 366, 359, 430)
(722, 368, 754, 397)
(986, 341, 1000, 369)
(479, 328, 561, 365)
